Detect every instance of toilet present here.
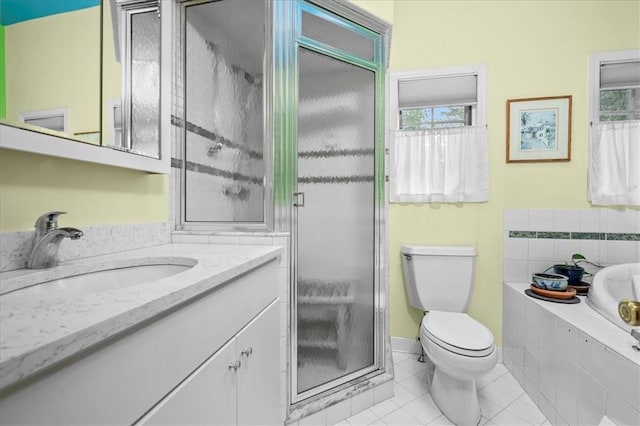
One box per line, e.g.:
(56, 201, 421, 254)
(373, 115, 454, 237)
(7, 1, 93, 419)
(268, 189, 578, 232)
(401, 245, 497, 426)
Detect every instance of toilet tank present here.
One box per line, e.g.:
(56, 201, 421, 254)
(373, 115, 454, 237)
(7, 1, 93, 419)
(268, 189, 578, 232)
(401, 245, 477, 312)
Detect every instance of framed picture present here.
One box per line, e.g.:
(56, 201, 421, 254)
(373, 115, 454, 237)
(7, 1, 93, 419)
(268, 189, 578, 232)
(506, 95, 572, 163)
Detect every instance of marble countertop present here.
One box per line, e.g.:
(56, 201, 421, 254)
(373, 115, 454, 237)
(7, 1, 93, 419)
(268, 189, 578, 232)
(0, 243, 283, 392)
(505, 281, 640, 365)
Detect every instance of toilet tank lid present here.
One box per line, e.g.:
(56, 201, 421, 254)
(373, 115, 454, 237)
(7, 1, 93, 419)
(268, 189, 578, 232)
(401, 245, 476, 256)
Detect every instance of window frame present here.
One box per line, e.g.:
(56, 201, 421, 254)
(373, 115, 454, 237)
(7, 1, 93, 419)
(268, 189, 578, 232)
(19, 107, 69, 133)
(589, 49, 640, 125)
(389, 64, 487, 131)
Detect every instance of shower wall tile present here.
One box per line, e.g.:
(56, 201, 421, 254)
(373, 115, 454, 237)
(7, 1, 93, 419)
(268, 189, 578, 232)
(326, 399, 352, 426)
(373, 380, 394, 404)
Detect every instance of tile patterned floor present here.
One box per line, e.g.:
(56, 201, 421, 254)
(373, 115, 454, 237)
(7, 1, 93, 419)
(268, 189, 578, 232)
(334, 351, 549, 426)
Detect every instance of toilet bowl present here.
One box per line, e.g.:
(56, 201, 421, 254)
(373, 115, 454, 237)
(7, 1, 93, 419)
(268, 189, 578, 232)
(420, 311, 497, 426)
(400, 245, 496, 426)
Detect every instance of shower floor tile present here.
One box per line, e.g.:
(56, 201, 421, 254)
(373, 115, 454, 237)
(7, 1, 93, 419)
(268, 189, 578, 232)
(334, 351, 548, 426)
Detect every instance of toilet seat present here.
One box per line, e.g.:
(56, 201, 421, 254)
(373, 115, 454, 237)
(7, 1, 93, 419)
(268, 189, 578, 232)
(422, 311, 494, 357)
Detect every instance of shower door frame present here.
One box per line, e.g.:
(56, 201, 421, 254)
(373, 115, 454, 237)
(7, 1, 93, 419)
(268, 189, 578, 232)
(273, 0, 390, 405)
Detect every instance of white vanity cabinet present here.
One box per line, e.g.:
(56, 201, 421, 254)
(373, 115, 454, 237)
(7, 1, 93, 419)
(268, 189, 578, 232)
(138, 301, 280, 425)
(0, 258, 280, 426)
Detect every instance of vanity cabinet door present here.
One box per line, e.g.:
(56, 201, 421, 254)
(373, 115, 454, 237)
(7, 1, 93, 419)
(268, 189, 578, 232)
(237, 301, 281, 425)
(138, 338, 238, 426)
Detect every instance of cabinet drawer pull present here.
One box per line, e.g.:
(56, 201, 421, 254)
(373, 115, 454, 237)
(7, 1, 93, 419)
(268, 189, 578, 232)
(228, 360, 241, 371)
(241, 347, 253, 357)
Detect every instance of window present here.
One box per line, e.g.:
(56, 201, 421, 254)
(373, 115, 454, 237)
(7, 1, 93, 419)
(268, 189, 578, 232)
(390, 66, 486, 130)
(590, 50, 640, 123)
(19, 108, 68, 133)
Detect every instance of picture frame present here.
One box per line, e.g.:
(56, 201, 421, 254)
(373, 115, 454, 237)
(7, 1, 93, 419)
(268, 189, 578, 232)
(506, 95, 572, 163)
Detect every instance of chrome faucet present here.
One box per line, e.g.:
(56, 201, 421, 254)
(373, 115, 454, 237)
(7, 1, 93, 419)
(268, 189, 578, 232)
(27, 211, 83, 269)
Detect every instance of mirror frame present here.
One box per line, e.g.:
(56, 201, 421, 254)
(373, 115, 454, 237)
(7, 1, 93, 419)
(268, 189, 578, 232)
(0, 0, 171, 174)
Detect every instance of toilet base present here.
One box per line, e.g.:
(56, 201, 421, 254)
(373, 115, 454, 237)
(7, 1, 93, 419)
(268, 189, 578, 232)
(430, 368, 481, 426)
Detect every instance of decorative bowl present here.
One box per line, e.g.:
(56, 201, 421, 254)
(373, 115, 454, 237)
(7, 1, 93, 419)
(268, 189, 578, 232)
(532, 273, 569, 291)
(552, 264, 585, 285)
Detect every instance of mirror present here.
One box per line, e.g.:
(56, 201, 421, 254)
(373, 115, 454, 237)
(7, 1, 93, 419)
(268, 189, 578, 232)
(0, 0, 101, 144)
(102, 0, 161, 158)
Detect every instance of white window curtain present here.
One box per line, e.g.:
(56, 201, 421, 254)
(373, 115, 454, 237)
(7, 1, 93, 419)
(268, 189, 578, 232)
(588, 120, 640, 206)
(389, 126, 489, 203)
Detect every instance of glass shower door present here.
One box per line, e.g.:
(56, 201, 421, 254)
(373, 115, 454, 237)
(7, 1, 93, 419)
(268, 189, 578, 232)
(295, 46, 376, 396)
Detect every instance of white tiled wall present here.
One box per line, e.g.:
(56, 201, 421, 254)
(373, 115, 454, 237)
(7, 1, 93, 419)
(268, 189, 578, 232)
(503, 208, 640, 425)
(504, 208, 640, 284)
(0, 222, 171, 272)
(503, 284, 640, 426)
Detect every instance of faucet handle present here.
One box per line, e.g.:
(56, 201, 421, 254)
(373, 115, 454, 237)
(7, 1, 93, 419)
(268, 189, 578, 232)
(34, 211, 67, 233)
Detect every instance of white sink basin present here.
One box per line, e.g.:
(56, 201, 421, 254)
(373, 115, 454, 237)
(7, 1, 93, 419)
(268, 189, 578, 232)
(587, 262, 640, 332)
(1, 258, 196, 300)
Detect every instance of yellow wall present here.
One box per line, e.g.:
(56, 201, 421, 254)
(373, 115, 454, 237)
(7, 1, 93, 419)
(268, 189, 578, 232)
(2, 0, 638, 345)
(378, 0, 640, 344)
(0, 149, 167, 231)
(0, 6, 167, 233)
(4, 7, 100, 142)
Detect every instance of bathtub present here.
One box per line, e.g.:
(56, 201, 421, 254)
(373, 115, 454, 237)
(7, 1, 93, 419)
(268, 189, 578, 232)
(503, 281, 640, 425)
(587, 263, 640, 333)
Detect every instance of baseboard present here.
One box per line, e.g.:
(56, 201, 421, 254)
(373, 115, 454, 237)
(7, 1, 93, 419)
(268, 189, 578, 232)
(391, 336, 422, 354)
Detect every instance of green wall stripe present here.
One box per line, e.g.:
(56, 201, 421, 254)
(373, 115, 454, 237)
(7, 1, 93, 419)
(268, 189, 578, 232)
(0, 24, 5, 119)
(508, 230, 639, 241)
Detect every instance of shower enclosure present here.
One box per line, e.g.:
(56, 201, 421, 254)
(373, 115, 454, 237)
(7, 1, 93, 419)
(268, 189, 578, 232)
(175, 0, 389, 408)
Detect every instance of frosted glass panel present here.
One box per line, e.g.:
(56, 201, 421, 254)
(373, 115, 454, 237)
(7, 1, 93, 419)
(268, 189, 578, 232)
(130, 10, 160, 158)
(296, 47, 375, 393)
(184, 1, 265, 223)
(302, 10, 374, 61)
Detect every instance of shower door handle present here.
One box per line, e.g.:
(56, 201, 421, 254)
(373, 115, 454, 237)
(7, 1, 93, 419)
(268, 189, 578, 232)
(293, 192, 305, 207)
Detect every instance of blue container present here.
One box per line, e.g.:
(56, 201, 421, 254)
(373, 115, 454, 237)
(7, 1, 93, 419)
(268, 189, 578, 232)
(532, 273, 569, 291)
(553, 264, 585, 285)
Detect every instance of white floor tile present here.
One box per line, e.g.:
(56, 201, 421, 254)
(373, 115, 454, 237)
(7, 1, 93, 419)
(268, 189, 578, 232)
(398, 374, 429, 397)
(505, 395, 546, 425)
(486, 409, 531, 426)
(397, 358, 429, 375)
(393, 364, 416, 382)
(370, 399, 401, 419)
(477, 363, 509, 389)
(492, 373, 526, 397)
(330, 353, 547, 426)
(425, 414, 454, 425)
(346, 409, 379, 426)
(401, 394, 442, 425)
(478, 380, 521, 409)
(391, 383, 419, 407)
(479, 395, 503, 419)
(380, 408, 422, 425)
